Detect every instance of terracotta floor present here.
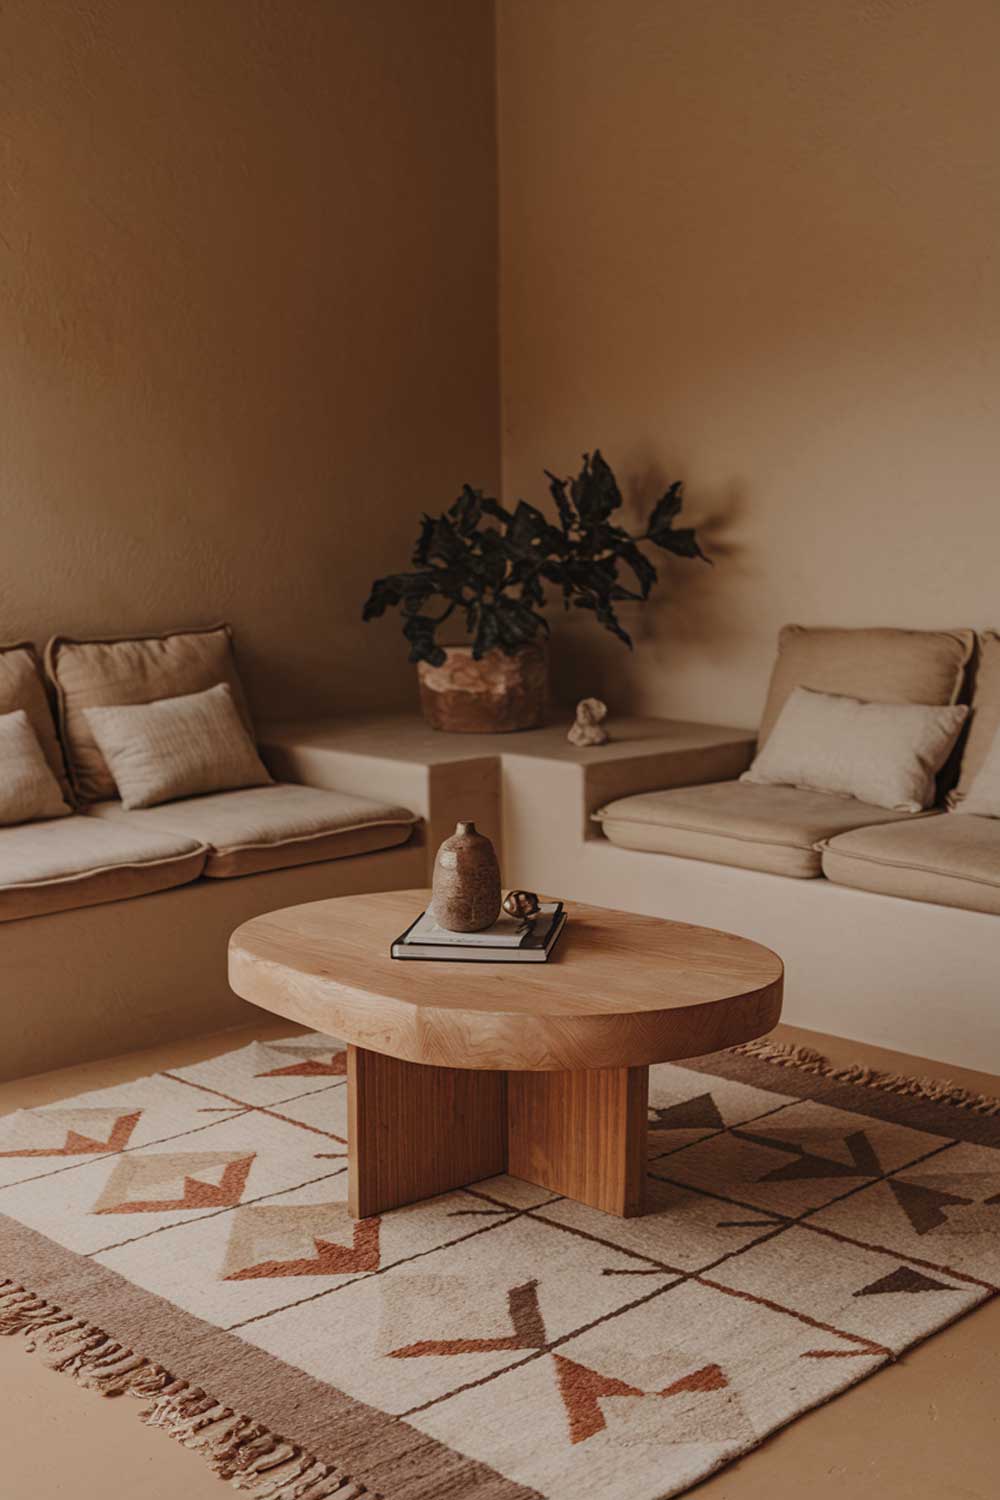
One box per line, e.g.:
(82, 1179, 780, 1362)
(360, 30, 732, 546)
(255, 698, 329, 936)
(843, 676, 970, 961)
(1, 1018, 997, 1500)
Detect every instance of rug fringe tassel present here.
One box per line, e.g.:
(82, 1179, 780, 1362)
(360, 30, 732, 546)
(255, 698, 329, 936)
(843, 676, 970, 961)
(731, 1038, 1000, 1116)
(0, 1280, 369, 1498)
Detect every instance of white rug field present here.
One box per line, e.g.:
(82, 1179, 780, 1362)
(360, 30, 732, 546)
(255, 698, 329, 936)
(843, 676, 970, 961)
(1, 1033, 999, 1499)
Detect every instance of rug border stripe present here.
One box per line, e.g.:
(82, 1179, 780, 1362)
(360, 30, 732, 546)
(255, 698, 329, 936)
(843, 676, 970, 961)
(681, 1047, 1000, 1145)
(0, 1210, 541, 1500)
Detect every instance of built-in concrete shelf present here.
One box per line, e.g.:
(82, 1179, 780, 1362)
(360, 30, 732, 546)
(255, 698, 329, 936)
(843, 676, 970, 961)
(259, 712, 757, 884)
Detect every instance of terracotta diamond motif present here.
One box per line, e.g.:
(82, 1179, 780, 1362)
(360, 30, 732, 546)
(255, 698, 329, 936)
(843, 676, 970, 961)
(0, 1108, 141, 1158)
(93, 1151, 255, 1214)
(222, 1204, 380, 1279)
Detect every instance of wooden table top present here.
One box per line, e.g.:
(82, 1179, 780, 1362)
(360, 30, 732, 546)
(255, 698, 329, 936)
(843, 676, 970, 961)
(228, 889, 783, 1072)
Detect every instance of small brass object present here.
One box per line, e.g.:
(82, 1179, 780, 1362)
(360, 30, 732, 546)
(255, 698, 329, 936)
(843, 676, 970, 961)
(502, 889, 540, 918)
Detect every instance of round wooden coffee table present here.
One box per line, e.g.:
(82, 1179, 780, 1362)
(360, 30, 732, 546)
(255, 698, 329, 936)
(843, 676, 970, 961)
(229, 889, 783, 1220)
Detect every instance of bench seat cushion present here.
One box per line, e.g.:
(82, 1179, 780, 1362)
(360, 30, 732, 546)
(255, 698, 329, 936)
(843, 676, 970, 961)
(0, 817, 206, 922)
(594, 781, 923, 878)
(88, 783, 419, 877)
(820, 814, 1000, 916)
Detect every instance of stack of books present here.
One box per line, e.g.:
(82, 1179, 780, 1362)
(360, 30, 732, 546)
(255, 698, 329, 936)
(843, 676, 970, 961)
(391, 901, 566, 963)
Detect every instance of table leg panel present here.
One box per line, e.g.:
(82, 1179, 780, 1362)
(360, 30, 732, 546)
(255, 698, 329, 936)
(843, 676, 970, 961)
(507, 1065, 648, 1217)
(348, 1044, 508, 1217)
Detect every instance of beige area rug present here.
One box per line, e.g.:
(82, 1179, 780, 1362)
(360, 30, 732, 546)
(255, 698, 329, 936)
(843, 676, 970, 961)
(2, 1035, 1000, 1500)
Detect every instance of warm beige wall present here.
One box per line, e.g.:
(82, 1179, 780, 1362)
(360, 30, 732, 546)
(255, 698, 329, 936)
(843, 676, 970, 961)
(0, 0, 498, 719)
(497, 0, 1000, 728)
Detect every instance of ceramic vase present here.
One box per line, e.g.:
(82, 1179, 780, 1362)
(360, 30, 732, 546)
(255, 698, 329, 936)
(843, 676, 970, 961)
(431, 821, 502, 932)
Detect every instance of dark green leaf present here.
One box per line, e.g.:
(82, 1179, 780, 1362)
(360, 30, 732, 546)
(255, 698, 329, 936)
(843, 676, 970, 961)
(544, 470, 576, 533)
(402, 614, 446, 665)
(647, 481, 684, 536)
(449, 485, 484, 535)
(571, 449, 622, 527)
(651, 526, 710, 562)
(617, 540, 658, 598)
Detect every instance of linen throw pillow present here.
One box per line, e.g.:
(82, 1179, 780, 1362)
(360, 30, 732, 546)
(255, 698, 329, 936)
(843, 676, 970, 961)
(0, 709, 73, 825)
(952, 725, 1000, 817)
(46, 623, 254, 802)
(0, 640, 73, 801)
(742, 686, 968, 812)
(949, 631, 1000, 808)
(757, 625, 974, 746)
(83, 682, 272, 810)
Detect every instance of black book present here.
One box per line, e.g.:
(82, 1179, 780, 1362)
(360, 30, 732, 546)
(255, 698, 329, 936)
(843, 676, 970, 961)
(391, 903, 566, 963)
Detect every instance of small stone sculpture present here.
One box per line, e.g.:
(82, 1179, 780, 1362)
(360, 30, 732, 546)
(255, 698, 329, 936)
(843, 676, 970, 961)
(502, 889, 540, 919)
(568, 697, 609, 747)
(431, 821, 502, 932)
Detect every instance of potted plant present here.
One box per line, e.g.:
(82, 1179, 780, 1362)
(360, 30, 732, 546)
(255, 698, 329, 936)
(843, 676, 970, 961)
(362, 450, 708, 733)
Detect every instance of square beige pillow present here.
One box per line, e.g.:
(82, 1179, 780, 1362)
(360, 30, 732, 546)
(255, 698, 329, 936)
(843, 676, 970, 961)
(757, 625, 974, 746)
(46, 623, 254, 802)
(949, 632, 1000, 809)
(0, 640, 73, 801)
(0, 709, 73, 825)
(742, 686, 968, 811)
(83, 682, 272, 810)
(952, 724, 1000, 817)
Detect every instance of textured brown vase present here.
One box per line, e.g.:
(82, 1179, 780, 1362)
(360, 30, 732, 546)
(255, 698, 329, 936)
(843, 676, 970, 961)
(417, 643, 547, 733)
(431, 820, 502, 932)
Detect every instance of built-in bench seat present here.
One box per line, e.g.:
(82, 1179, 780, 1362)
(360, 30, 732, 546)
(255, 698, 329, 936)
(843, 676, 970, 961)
(594, 781, 926, 879)
(0, 815, 206, 923)
(820, 813, 1000, 917)
(0, 784, 418, 928)
(0, 625, 426, 1077)
(88, 783, 418, 879)
(572, 625, 1000, 1070)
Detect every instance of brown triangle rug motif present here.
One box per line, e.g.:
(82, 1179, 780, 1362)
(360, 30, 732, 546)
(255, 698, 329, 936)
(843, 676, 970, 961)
(0, 1106, 143, 1158)
(1, 1033, 999, 1500)
(254, 1043, 349, 1079)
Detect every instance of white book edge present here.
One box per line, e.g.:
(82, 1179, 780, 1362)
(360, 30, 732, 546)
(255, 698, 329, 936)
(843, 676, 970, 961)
(400, 902, 562, 949)
(391, 911, 566, 963)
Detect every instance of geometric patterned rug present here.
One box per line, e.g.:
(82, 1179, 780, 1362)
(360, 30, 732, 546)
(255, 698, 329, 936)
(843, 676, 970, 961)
(2, 1033, 999, 1500)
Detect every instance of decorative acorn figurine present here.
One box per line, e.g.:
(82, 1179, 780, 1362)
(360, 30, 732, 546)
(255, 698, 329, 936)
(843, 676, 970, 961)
(503, 889, 540, 919)
(431, 821, 502, 932)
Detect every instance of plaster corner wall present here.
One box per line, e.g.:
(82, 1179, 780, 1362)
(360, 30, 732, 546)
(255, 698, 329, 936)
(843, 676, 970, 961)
(6, 0, 998, 733)
(497, 0, 1000, 728)
(0, 0, 499, 719)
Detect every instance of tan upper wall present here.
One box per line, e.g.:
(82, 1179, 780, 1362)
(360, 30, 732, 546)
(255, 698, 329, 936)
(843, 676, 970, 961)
(497, 0, 1000, 729)
(0, 0, 499, 720)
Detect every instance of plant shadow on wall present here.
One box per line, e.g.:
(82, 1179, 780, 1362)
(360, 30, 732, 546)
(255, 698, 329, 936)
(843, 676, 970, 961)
(552, 467, 751, 711)
(362, 451, 709, 732)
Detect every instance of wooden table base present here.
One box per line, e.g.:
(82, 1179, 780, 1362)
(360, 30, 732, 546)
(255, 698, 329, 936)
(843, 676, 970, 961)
(347, 1044, 649, 1220)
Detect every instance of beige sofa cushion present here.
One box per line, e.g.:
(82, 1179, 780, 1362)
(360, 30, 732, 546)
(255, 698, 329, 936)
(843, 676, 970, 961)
(953, 725, 1000, 818)
(46, 623, 253, 803)
(742, 687, 967, 812)
(89, 783, 419, 878)
(820, 815, 1000, 916)
(84, 683, 272, 809)
(594, 781, 922, 878)
(758, 625, 974, 746)
(0, 817, 206, 923)
(950, 632, 1000, 810)
(0, 640, 72, 800)
(0, 711, 72, 826)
